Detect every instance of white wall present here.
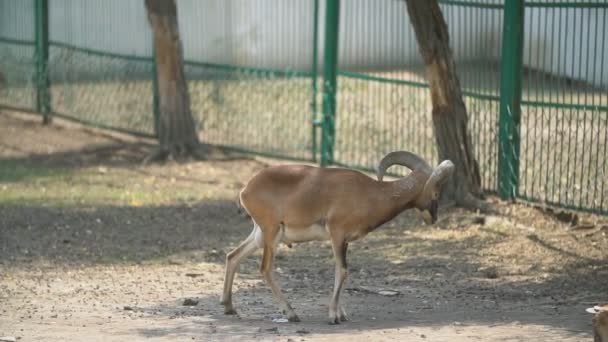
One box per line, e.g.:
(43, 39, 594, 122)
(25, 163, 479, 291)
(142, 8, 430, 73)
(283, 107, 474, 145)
(48, 0, 153, 56)
(1, 0, 606, 87)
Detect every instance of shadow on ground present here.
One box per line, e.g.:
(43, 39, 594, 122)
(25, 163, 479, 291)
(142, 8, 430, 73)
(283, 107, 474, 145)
(1, 200, 605, 339)
(0, 200, 250, 266)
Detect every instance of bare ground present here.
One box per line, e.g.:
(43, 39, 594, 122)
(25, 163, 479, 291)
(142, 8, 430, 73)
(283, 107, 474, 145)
(1, 111, 607, 341)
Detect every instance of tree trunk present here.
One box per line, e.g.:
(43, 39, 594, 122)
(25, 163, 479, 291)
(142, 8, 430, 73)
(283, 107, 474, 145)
(144, 0, 202, 163)
(405, 0, 483, 207)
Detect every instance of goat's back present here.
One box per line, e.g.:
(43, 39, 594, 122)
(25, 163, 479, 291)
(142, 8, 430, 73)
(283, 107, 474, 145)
(239, 165, 376, 227)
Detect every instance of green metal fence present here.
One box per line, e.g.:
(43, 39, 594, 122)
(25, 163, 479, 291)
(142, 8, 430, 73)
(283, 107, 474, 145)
(0, 0, 606, 215)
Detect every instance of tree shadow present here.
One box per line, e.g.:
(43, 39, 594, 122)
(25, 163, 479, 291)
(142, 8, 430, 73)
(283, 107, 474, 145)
(0, 111, 248, 184)
(0, 200, 253, 267)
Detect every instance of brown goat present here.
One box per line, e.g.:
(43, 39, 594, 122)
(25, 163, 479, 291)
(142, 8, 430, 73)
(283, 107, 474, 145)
(588, 305, 608, 342)
(221, 151, 454, 323)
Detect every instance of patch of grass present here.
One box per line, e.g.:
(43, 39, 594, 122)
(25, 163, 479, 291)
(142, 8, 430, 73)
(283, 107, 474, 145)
(0, 162, 208, 207)
(0, 159, 70, 183)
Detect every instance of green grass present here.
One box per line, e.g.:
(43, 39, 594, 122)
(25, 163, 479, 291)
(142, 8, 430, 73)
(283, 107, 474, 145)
(0, 160, 204, 207)
(0, 159, 68, 183)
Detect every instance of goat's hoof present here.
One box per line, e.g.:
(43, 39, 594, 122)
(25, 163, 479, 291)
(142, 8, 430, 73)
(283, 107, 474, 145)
(288, 314, 301, 322)
(224, 307, 237, 315)
(339, 313, 349, 322)
(328, 316, 341, 325)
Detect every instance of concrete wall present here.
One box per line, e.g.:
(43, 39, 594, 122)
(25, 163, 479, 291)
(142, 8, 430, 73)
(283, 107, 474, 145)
(0, 0, 606, 87)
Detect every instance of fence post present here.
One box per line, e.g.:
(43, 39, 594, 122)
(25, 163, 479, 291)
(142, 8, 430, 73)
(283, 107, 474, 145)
(320, 0, 340, 167)
(151, 55, 160, 138)
(498, 0, 524, 200)
(34, 0, 51, 124)
(310, 0, 320, 162)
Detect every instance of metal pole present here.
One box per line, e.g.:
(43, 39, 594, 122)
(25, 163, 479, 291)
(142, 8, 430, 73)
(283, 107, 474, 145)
(34, 0, 51, 124)
(498, 0, 524, 200)
(320, 0, 340, 167)
(310, 0, 320, 162)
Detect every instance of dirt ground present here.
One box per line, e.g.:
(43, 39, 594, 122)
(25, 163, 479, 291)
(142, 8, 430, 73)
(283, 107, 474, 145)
(1, 111, 607, 341)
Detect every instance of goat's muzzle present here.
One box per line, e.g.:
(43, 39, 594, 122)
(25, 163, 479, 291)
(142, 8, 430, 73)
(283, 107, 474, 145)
(429, 199, 438, 224)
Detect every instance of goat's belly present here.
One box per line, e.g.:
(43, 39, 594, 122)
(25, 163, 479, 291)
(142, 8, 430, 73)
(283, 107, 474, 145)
(282, 224, 330, 244)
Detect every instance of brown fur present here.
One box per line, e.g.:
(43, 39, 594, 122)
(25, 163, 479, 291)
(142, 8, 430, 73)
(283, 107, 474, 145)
(239, 165, 429, 242)
(592, 305, 608, 342)
(223, 161, 450, 323)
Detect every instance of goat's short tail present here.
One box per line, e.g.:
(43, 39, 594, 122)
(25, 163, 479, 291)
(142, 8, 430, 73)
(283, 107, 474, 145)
(235, 191, 250, 218)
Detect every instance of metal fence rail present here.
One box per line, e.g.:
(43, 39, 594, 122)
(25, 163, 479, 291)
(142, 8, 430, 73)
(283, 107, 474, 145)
(0, 0, 606, 215)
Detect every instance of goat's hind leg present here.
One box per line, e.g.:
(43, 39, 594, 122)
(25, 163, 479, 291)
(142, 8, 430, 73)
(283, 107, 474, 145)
(221, 225, 261, 315)
(260, 224, 300, 322)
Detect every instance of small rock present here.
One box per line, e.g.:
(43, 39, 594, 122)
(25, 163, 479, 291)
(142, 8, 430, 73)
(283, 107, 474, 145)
(296, 329, 310, 334)
(123, 306, 134, 311)
(378, 290, 400, 297)
(271, 318, 289, 323)
(0, 337, 17, 342)
(184, 273, 205, 278)
(420, 334, 426, 338)
(266, 327, 279, 332)
(182, 298, 198, 306)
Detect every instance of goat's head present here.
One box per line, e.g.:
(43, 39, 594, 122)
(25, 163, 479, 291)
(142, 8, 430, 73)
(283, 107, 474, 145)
(377, 151, 454, 224)
(587, 305, 608, 342)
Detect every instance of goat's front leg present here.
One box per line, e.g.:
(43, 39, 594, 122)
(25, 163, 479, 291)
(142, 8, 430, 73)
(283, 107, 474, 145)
(329, 233, 349, 324)
(260, 226, 300, 322)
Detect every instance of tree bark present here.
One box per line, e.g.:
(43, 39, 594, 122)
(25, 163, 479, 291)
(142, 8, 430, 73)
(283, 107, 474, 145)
(144, 0, 203, 163)
(405, 0, 483, 207)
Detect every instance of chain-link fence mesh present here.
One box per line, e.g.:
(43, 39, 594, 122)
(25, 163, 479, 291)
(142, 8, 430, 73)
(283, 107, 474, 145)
(49, 43, 156, 136)
(0, 0, 606, 215)
(45, 0, 155, 136)
(190, 64, 315, 160)
(518, 2, 608, 213)
(0, 1, 37, 111)
(181, 0, 318, 161)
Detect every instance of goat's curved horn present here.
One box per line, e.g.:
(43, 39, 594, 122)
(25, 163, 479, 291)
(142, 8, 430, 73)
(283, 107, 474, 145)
(422, 160, 455, 194)
(377, 151, 433, 181)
